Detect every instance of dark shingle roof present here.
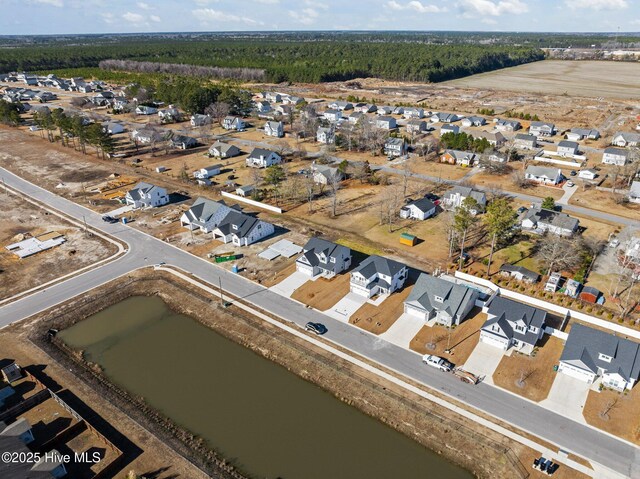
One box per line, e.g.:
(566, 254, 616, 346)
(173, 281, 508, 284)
(405, 273, 478, 319)
(353, 255, 406, 279)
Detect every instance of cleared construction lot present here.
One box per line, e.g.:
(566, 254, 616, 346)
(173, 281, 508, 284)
(444, 60, 640, 99)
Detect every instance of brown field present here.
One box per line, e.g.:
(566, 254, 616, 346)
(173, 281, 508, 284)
(444, 60, 640, 100)
(583, 386, 640, 445)
(291, 272, 351, 311)
(492, 336, 564, 402)
(410, 308, 487, 365)
(350, 282, 415, 335)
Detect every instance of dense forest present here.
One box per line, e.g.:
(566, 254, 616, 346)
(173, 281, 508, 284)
(0, 36, 544, 83)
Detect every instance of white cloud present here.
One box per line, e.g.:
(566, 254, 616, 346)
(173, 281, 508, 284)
(137, 2, 152, 10)
(289, 7, 320, 25)
(29, 0, 64, 7)
(564, 0, 628, 10)
(192, 8, 262, 25)
(101, 12, 115, 24)
(150, 14, 161, 22)
(457, 0, 528, 17)
(255, 0, 280, 3)
(387, 1, 446, 13)
(122, 12, 146, 23)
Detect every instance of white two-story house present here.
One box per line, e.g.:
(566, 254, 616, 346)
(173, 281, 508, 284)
(296, 237, 352, 278)
(125, 182, 169, 209)
(350, 255, 408, 298)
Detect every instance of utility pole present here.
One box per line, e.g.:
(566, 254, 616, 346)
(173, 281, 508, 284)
(82, 215, 88, 235)
(218, 276, 223, 306)
(2, 177, 7, 196)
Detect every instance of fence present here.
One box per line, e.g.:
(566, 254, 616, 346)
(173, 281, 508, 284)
(221, 191, 283, 213)
(533, 155, 583, 168)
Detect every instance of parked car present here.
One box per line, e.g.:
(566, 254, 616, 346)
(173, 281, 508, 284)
(570, 170, 577, 176)
(516, 206, 527, 214)
(422, 355, 453, 372)
(566, 181, 575, 187)
(305, 322, 327, 335)
(101, 215, 117, 223)
(608, 238, 620, 248)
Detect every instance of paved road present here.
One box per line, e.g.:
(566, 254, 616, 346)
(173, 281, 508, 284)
(0, 167, 639, 477)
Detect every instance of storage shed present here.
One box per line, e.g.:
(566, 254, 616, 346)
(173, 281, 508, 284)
(399, 233, 418, 247)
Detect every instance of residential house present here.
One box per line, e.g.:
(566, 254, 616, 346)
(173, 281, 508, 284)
(194, 165, 222, 179)
(495, 119, 522, 132)
(431, 112, 459, 123)
(384, 137, 407, 157)
(212, 210, 274, 246)
(191, 114, 212, 127)
(135, 105, 157, 115)
(360, 104, 378, 113)
(209, 142, 240, 158)
(180, 197, 233, 233)
(521, 207, 580, 237)
(404, 273, 479, 326)
(514, 133, 538, 150)
(461, 116, 486, 127)
(566, 128, 600, 141)
(264, 121, 284, 138)
(275, 104, 292, 116)
(102, 121, 124, 135)
(312, 164, 343, 185)
(403, 107, 424, 119)
(324, 109, 342, 123)
(399, 197, 437, 220)
(265, 92, 282, 103)
(479, 296, 547, 355)
(406, 119, 428, 134)
(376, 116, 397, 130)
(328, 101, 353, 111)
(376, 106, 393, 115)
(475, 131, 506, 147)
(236, 185, 255, 197)
(246, 148, 282, 168)
(579, 286, 602, 304)
(488, 152, 508, 163)
(440, 124, 460, 135)
(393, 106, 406, 115)
(529, 121, 556, 137)
(349, 255, 408, 298)
(222, 116, 245, 131)
(158, 106, 181, 122)
(556, 140, 579, 157)
(169, 135, 198, 150)
(0, 418, 34, 446)
(524, 165, 563, 185)
(602, 147, 629, 166)
(131, 128, 166, 144)
(578, 169, 598, 180)
(441, 186, 486, 213)
(89, 91, 113, 106)
(629, 181, 640, 204)
(440, 149, 477, 167)
(316, 126, 335, 144)
(1, 363, 22, 383)
(348, 112, 364, 124)
(296, 237, 352, 278)
(256, 101, 271, 113)
(125, 182, 169, 208)
(558, 323, 640, 390)
(612, 132, 640, 147)
(282, 95, 303, 105)
(499, 264, 540, 283)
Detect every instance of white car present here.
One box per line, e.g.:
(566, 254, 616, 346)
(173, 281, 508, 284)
(566, 181, 575, 187)
(608, 238, 620, 248)
(422, 355, 453, 372)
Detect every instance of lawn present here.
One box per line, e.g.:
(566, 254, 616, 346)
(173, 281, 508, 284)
(583, 386, 640, 445)
(410, 308, 487, 365)
(492, 335, 564, 402)
(491, 239, 540, 275)
(350, 282, 415, 335)
(290, 272, 351, 311)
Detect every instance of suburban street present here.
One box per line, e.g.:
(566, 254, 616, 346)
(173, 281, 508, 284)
(0, 167, 639, 477)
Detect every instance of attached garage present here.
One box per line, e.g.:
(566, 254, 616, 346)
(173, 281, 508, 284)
(296, 262, 315, 276)
(404, 303, 427, 320)
(479, 331, 509, 350)
(558, 362, 596, 384)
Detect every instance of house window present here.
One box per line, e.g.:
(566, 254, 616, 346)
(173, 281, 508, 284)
(598, 353, 612, 363)
(330, 257, 336, 263)
(515, 325, 525, 333)
(232, 225, 238, 231)
(434, 295, 444, 303)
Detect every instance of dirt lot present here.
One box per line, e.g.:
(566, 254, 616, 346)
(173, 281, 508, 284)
(291, 272, 351, 311)
(492, 336, 564, 402)
(350, 280, 415, 335)
(0, 193, 117, 300)
(410, 308, 487, 365)
(444, 60, 640, 100)
(570, 186, 640, 221)
(583, 386, 640, 445)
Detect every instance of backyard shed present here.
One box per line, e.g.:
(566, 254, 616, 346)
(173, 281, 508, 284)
(399, 233, 418, 247)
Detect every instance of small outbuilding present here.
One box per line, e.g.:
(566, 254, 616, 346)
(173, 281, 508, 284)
(399, 233, 418, 247)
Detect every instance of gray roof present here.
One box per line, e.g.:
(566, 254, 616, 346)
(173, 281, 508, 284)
(523, 207, 579, 232)
(570, 128, 599, 137)
(249, 147, 277, 158)
(184, 197, 229, 224)
(377, 116, 394, 122)
(604, 147, 629, 157)
(515, 133, 537, 142)
(444, 150, 477, 162)
(210, 142, 238, 154)
(127, 181, 161, 200)
(353, 255, 406, 279)
(483, 296, 547, 346)
(0, 418, 31, 437)
(216, 210, 265, 238)
(443, 186, 486, 206)
(299, 237, 351, 274)
(630, 181, 640, 197)
(170, 135, 197, 145)
(614, 132, 640, 142)
(405, 273, 478, 319)
(557, 140, 579, 149)
(525, 165, 561, 179)
(560, 323, 640, 382)
(406, 197, 436, 213)
(433, 112, 458, 122)
(499, 263, 540, 281)
(530, 121, 555, 129)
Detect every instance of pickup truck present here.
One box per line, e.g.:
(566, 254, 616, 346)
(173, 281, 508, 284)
(422, 354, 453, 372)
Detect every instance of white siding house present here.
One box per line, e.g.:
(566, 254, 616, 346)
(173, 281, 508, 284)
(246, 148, 282, 168)
(350, 256, 408, 298)
(125, 182, 169, 208)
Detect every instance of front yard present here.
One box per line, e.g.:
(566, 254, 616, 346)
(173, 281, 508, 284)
(583, 386, 640, 445)
(350, 283, 415, 335)
(290, 272, 351, 311)
(492, 335, 564, 402)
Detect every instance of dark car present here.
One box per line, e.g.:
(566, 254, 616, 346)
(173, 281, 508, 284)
(305, 322, 327, 335)
(570, 170, 577, 176)
(516, 206, 527, 214)
(102, 215, 118, 224)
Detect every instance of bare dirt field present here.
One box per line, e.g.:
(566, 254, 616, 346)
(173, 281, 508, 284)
(492, 336, 564, 402)
(444, 60, 640, 100)
(350, 280, 416, 335)
(0, 193, 117, 300)
(291, 273, 351, 311)
(583, 386, 640, 445)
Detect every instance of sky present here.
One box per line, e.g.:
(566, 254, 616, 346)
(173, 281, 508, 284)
(1, 0, 639, 35)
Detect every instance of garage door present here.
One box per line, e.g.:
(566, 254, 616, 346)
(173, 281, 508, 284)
(405, 304, 426, 320)
(297, 264, 314, 276)
(558, 363, 595, 383)
(480, 332, 508, 350)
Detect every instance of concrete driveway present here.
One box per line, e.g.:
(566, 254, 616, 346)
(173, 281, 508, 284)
(539, 373, 590, 424)
(104, 204, 135, 218)
(380, 312, 425, 347)
(463, 342, 504, 385)
(269, 271, 311, 298)
(325, 292, 368, 322)
(558, 182, 578, 205)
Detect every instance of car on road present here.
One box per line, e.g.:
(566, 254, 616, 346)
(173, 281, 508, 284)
(570, 170, 577, 176)
(422, 354, 453, 372)
(101, 215, 118, 223)
(608, 238, 620, 248)
(305, 322, 327, 335)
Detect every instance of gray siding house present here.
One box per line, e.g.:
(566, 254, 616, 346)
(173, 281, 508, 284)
(514, 133, 538, 150)
(529, 121, 556, 137)
(524, 165, 562, 185)
(602, 147, 629, 166)
(521, 207, 580, 237)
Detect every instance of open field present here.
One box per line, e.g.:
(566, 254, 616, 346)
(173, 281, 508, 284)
(291, 273, 351, 311)
(583, 386, 640, 445)
(0, 193, 116, 300)
(444, 60, 640, 100)
(492, 336, 564, 402)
